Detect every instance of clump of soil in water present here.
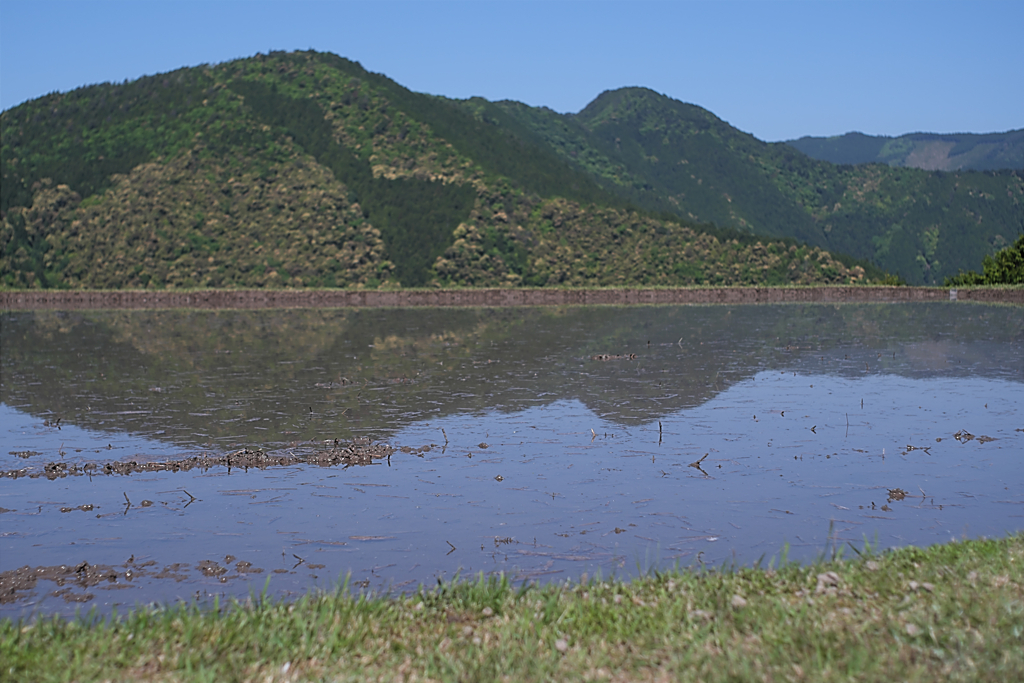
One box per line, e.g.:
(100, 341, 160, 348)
(2, 439, 402, 480)
(0, 556, 268, 604)
(1, 562, 123, 604)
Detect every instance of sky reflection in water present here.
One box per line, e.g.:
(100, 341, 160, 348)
(1, 303, 1021, 617)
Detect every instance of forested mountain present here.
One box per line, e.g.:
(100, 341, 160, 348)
(478, 88, 1023, 285)
(2, 51, 1017, 289)
(786, 130, 1024, 172)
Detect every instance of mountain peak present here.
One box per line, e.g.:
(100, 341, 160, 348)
(575, 87, 719, 128)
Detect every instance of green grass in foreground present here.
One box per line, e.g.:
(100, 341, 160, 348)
(3, 535, 1022, 682)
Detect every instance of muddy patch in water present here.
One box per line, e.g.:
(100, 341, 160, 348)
(1, 440, 409, 480)
(0, 555, 282, 605)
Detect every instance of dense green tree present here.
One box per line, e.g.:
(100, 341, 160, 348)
(945, 235, 1024, 285)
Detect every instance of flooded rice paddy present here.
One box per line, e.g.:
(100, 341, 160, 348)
(1, 303, 1022, 618)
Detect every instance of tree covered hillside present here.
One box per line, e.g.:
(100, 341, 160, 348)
(482, 88, 1023, 285)
(3, 52, 885, 289)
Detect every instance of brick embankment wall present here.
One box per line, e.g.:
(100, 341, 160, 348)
(1, 286, 1021, 310)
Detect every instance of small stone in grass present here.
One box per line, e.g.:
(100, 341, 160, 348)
(414, 602, 424, 611)
(905, 623, 921, 637)
(866, 561, 880, 571)
(815, 571, 840, 594)
(482, 607, 493, 617)
(730, 594, 748, 609)
(555, 638, 568, 653)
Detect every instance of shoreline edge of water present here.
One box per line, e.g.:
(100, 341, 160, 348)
(3, 285, 1022, 310)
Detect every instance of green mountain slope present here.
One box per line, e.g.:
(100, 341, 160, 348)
(0, 51, 879, 290)
(483, 88, 1023, 285)
(787, 130, 1024, 172)
(0, 52, 917, 290)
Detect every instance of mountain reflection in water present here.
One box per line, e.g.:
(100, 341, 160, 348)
(1, 303, 1021, 617)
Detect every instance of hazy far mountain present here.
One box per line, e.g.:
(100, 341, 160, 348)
(786, 130, 1023, 172)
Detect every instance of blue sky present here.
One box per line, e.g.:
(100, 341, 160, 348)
(1, 0, 1020, 141)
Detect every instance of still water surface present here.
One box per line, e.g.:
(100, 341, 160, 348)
(2, 303, 1021, 617)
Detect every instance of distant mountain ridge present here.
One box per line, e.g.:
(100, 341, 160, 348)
(786, 130, 1024, 171)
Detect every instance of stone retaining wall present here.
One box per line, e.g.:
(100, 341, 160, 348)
(2, 286, 1021, 310)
